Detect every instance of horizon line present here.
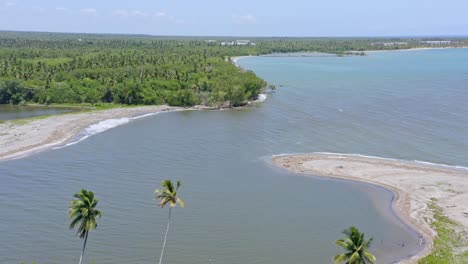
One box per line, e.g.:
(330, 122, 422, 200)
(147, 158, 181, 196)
(1, 29, 468, 39)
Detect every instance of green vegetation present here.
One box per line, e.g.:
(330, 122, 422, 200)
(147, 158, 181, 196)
(334, 226, 376, 264)
(2, 31, 467, 108)
(8, 113, 57, 125)
(68, 189, 102, 264)
(419, 199, 468, 264)
(0, 32, 268, 108)
(155, 180, 185, 264)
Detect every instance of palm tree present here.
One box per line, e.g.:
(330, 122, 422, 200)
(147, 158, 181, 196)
(334, 226, 376, 264)
(155, 180, 185, 264)
(68, 189, 102, 264)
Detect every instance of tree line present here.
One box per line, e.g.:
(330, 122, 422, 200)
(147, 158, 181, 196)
(0, 43, 267, 107)
(2, 32, 467, 108)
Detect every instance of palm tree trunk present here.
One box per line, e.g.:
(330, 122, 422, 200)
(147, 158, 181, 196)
(79, 231, 89, 264)
(158, 207, 172, 264)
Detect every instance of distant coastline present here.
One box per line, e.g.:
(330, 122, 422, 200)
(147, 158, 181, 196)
(231, 47, 468, 61)
(359, 46, 468, 54)
(272, 153, 468, 263)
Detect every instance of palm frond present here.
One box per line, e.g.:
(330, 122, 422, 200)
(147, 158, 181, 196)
(363, 251, 376, 263)
(155, 179, 184, 208)
(176, 197, 185, 208)
(68, 189, 102, 239)
(334, 226, 376, 264)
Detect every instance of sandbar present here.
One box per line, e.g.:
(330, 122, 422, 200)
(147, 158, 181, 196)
(272, 153, 468, 263)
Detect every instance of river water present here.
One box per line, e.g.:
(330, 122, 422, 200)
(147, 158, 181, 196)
(1, 48, 467, 264)
(0, 105, 80, 121)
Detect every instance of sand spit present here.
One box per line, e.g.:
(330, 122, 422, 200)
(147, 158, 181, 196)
(357, 46, 468, 54)
(0, 105, 212, 161)
(272, 153, 468, 263)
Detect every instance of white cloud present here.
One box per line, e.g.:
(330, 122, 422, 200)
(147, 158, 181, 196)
(160, 13, 183, 23)
(232, 14, 256, 24)
(113, 9, 129, 18)
(111, 9, 182, 23)
(0, 1, 15, 8)
(80, 8, 97, 16)
(31, 6, 45, 12)
(113, 9, 150, 18)
(55, 7, 68, 12)
(154, 11, 166, 17)
(131, 10, 148, 17)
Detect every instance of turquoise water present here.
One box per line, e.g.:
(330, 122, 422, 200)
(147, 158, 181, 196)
(1, 49, 467, 264)
(241, 49, 468, 165)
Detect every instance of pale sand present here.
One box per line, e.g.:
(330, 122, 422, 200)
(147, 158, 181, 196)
(230, 55, 254, 67)
(359, 46, 468, 54)
(0, 105, 211, 160)
(272, 153, 468, 263)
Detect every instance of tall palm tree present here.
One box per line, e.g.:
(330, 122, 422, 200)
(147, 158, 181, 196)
(334, 226, 376, 264)
(155, 180, 185, 264)
(68, 189, 102, 264)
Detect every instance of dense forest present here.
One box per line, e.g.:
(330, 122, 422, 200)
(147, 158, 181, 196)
(1, 31, 467, 107)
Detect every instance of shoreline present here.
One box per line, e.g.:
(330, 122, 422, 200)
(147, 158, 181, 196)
(231, 47, 468, 61)
(0, 99, 271, 161)
(353, 46, 468, 54)
(230, 55, 254, 67)
(271, 153, 468, 264)
(0, 105, 214, 161)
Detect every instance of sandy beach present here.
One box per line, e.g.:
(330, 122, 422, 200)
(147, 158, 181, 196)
(230, 55, 255, 67)
(356, 46, 468, 54)
(0, 105, 213, 161)
(272, 153, 468, 263)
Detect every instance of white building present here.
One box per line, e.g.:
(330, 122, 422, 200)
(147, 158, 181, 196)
(220, 40, 256, 46)
(421, 40, 452, 45)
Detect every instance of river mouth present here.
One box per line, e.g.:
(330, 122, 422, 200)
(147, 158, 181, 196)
(1, 49, 468, 264)
(0, 111, 426, 264)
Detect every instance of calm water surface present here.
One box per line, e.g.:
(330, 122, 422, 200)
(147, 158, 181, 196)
(0, 105, 79, 120)
(1, 49, 468, 264)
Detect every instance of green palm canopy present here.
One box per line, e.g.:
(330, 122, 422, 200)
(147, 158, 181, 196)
(69, 189, 102, 264)
(155, 180, 184, 264)
(334, 226, 376, 264)
(156, 180, 185, 208)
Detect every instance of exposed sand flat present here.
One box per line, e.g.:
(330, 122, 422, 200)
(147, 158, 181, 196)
(0, 105, 210, 160)
(272, 153, 468, 263)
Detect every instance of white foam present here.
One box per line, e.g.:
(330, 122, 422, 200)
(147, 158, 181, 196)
(53, 135, 90, 149)
(129, 111, 161, 120)
(314, 152, 401, 161)
(256, 94, 267, 102)
(86, 118, 130, 134)
(232, 58, 239, 67)
(414, 160, 468, 171)
(53, 111, 164, 150)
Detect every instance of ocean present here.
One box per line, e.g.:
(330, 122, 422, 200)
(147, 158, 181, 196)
(1, 48, 467, 264)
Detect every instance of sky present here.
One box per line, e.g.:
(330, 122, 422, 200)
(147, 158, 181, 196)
(0, 0, 467, 37)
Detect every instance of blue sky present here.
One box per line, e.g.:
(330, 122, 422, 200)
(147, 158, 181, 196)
(0, 0, 467, 36)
